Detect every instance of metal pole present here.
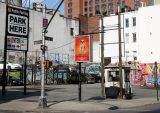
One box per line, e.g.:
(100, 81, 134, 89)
(118, 1, 123, 99)
(24, 51, 27, 95)
(78, 62, 82, 101)
(2, 0, 8, 96)
(39, 4, 47, 108)
(100, 15, 105, 98)
(155, 61, 159, 101)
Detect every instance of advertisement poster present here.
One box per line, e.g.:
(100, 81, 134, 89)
(74, 35, 90, 62)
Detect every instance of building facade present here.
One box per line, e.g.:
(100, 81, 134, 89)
(64, 0, 154, 47)
(64, 0, 154, 18)
(99, 5, 160, 64)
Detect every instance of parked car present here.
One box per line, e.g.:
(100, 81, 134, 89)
(9, 76, 23, 86)
(85, 74, 95, 84)
(90, 74, 101, 83)
(0, 61, 22, 70)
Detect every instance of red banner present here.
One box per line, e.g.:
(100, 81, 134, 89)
(74, 35, 90, 62)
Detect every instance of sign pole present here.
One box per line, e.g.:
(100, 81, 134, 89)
(2, 2, 8, 96)
(24, 51, 27, 95)
(155, 61, 159, 101)
(78, 62, 82, 101)
(39, 4, 47, 108)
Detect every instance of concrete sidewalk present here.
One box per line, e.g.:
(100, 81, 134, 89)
(0, 97, 160, 112)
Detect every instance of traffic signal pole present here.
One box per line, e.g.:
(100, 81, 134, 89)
(39, 4, 47, 108)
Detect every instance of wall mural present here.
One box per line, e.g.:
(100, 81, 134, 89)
(131, 63, 160, 87)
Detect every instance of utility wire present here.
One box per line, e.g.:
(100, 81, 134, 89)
(48, 41, 74, 51)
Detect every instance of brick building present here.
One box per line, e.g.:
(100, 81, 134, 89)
(64, 0, 154, 41)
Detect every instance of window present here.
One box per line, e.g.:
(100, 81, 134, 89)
(84, 7, 88, 12)
(125, 18, 129, 28)
(84, 1, 88, 6)
(95, 0, 100, 4)
(68, 3, 72, 7)
(108, 0, 113, 2)
(108, 9, 113, 14)
(133, 33, 136, 42)
(101, 4, 106, 10)
(95, 5, 100, 10)
(89, 0, 92, 5)
(132, 17, 136, 26)
(70, 28, 74, 36)
(101, 0, 106, 3)
(89, 7, 92, 12)
(108, 71, 119, 82)
(89, 13, 93, 16)
(125, 33, 129, 43)
(132, 51, 137, 57)
(108, 3, 113, 8)
(68, 0, 72, 2)
(122, 1, 126, 7)
(68, 9, 72, 14)
(84, 13, 88, 16)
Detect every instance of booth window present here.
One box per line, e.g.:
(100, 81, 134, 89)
(108, 71, 119, 82)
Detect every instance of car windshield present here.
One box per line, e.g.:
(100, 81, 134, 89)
(0, 61, 4, 64)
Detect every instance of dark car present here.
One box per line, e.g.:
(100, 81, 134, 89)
(85, 74, 95, 84)
(9, 77, 23, 86)
(90, 74, 101, 83)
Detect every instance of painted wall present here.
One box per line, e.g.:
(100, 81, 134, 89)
(131, 63, 160, 87)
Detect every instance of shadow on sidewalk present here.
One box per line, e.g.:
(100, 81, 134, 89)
(0, 85, 64, 104)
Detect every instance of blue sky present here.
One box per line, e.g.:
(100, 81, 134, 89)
(22, 0, 64, 14)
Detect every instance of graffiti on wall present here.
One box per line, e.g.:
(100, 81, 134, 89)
(131, 63, 160, 87)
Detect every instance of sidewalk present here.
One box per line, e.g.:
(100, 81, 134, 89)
(0, 97, 160, 112)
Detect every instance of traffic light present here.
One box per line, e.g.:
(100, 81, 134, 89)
(35, 61, 41, 68)
(44, 60, 52, 69)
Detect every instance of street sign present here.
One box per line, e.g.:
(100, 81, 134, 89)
(7, 5, 29, 51)
(45, 36, 53, 41)
(34, 40, 42, 45)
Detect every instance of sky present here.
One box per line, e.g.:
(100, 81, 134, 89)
(22, 0, 64, 14)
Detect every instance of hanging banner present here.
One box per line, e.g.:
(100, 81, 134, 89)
(74, 35, 91, 62)
(6, 5, 29, 51)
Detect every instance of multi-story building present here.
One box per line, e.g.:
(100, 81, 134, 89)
(98, 5, 160, 64)
(64, 0, 154, 45)
(64, 0, 154, 18)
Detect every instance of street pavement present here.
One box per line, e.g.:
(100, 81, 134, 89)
(0, 84, 160, 113)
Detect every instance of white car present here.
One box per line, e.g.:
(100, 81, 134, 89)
(0, 61, 22, 70)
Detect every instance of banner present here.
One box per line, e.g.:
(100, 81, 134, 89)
(74, 35, 90, 62)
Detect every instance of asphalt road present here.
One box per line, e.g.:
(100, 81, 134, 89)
(1, 83, 160, 113)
